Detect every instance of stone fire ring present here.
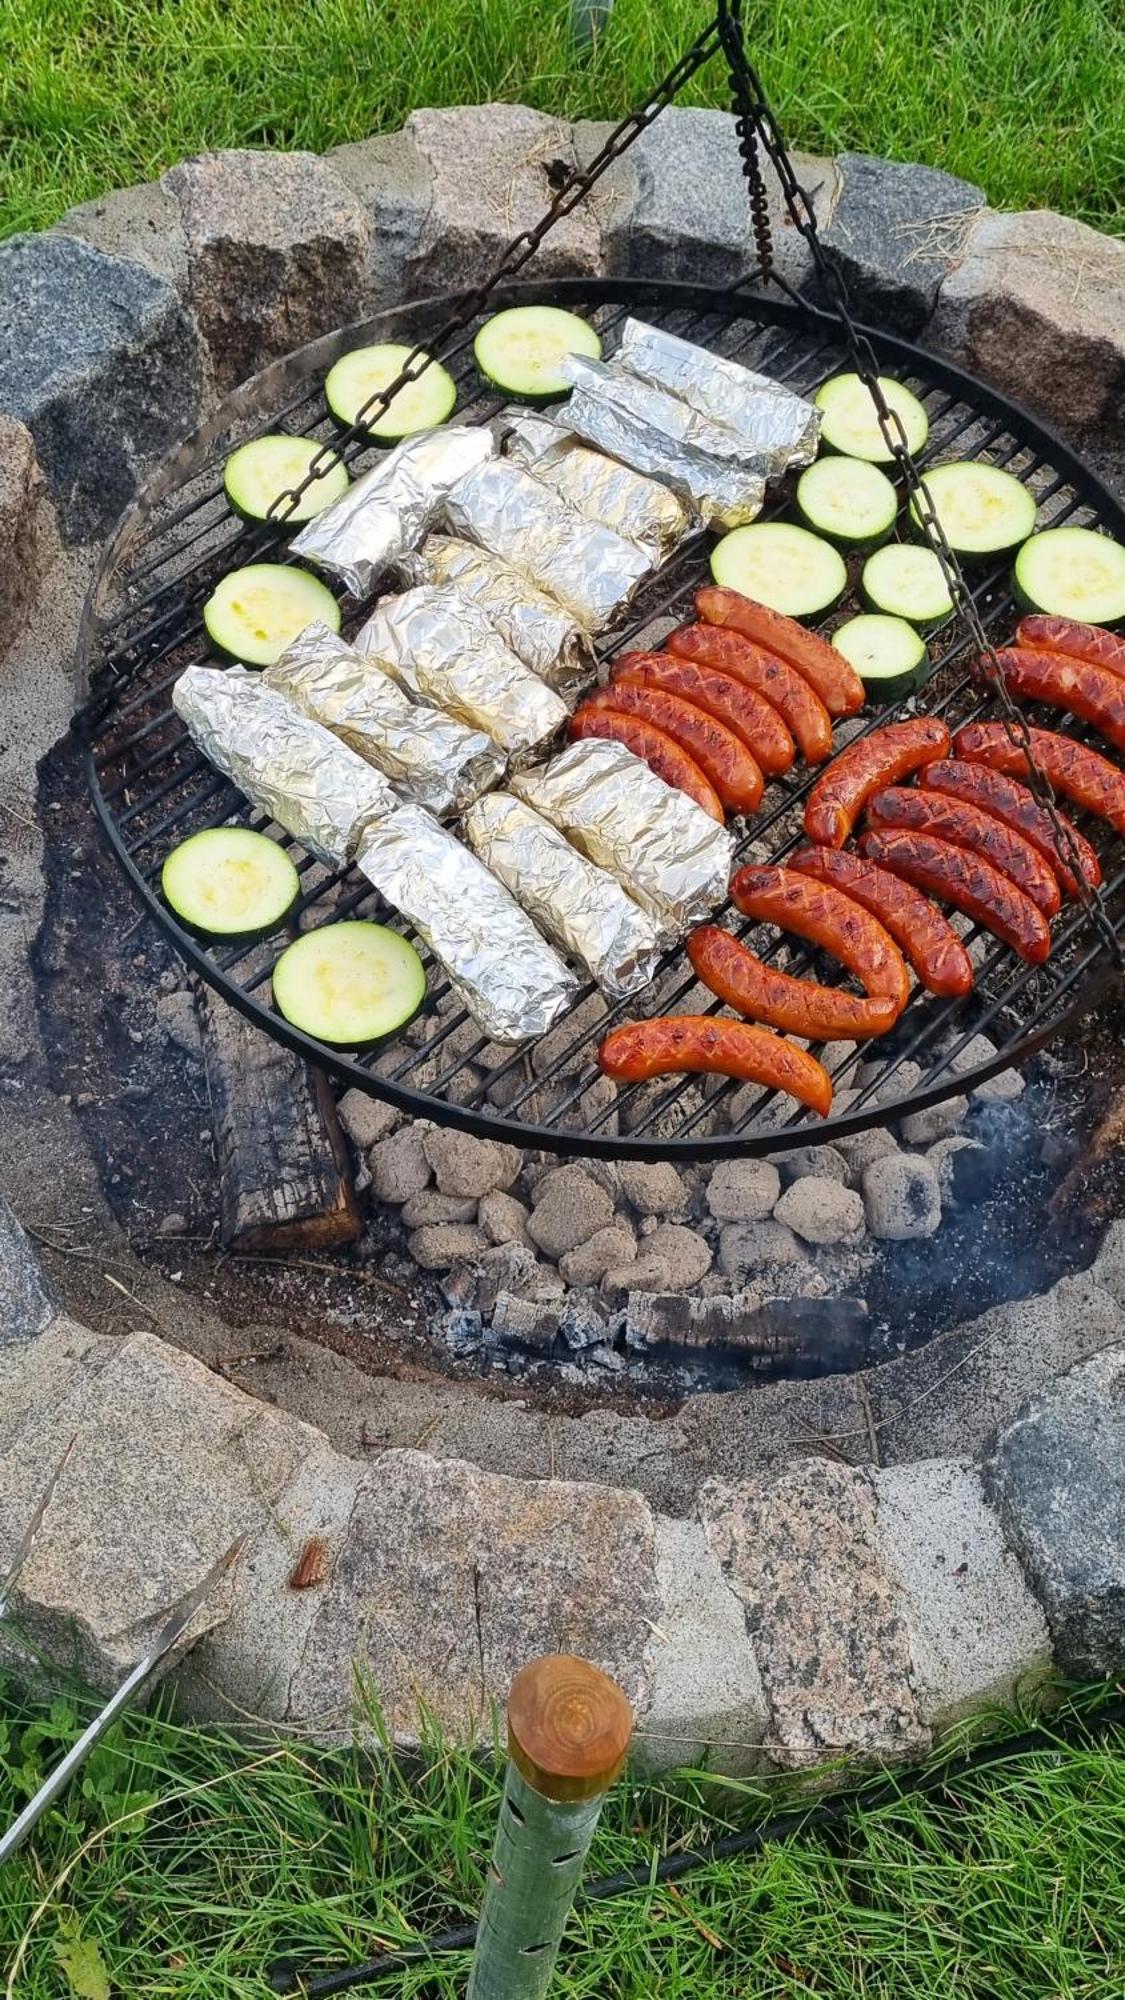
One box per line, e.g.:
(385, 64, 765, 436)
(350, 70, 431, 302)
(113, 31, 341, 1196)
(1, 106, 1124, 1768)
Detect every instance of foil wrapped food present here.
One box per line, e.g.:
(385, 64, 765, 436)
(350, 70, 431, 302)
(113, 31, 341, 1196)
(409, 535, 592, 688)
(173, 662, 395, 867)
(504, 410, 690, 560)
(263, 620, 505, 816)
(289, 425, 495, 599)
(356, 803, 575, 1043)
(511, 739, 733, 939)
(353, 585, 566, 762)
(557, 353, 766, 529)
(615, 317, 820, 470)
(442, 456, 651, 631)
(463, 791, 664, 1000)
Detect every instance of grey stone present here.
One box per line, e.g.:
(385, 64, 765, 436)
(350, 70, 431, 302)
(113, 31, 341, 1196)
(871, 1459, 1052, 1730)
(617, 1161, 689, 1218)
(0, 414, 52, 656)
(638, 1516, 769, 1775)
(165, 150, 369, 392)
(1092, 1220, 1125, 1310)
(862, 1154, 941, 1240)
(477, 1190, 532, 1247)
(820, 152, 984, 333)
(898, 1096, 970, 1146)
(775, 1176, 865, 1247)
(407, 1223, 490, 1270)
(526, 1166, 614, 1260)
(0, 1191, 53, 1347)
(155, 988, 202, 1059)
(405, 106, 601, 296)
(336, 1089, 401, 1152)
(706, 1158, 780, 1224)
(368, 1125, 432, 1205)
(400, 1190, 478, 1228)
(702, 1458, 928, 1763)
(927, 1135, 988, 1205)
(718, 1217, 806, 1283)
(983, 1346, 1125, 1678)
(930, 208, 1125, 439)
(768, 1144, 852, 1188)
(0, 1316, 102, 1459)
(422, 1128, 522, 1200)
(559, 1224, 636, 1288)
(289, 1450, 657, 1735)
(55, 178, 191, 298)
(0, 1331, 319, 1690)
(327, 127, 433, 302)
(641, 1224, 712, 1289)
(0, 233, 203, 541)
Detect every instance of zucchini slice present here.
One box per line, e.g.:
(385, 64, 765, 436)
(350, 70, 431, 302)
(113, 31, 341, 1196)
(204, 564, 341, 667)
(909, 461, 1036, 559)
(795, 455, 898, 549)
(473, 305, 601, 398)
(710, 521, 847, 621)
(831, 613, 927, 705)
(272, 921, 426, 1050)
(815, 373, 929, 463)
(325, 343, 457, 441)
(162, 826, 300, 941)
(861, 542, 954, 629)
(223, 435, 349, 524)
(1013, 525, 1125, 627)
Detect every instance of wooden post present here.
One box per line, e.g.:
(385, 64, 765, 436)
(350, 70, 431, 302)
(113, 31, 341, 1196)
(468, 1655, 633, 2000)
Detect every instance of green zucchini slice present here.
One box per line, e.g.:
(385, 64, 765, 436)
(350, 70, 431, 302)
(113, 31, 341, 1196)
(1013, 525, 1125, 627)
(814, 373, 929, 462)
(831, 613, 927, 705)
(162, 826, 300, 941)
(325, 343, 457, 440)
(795, 455, 899, 549)
(861, 542, 955, 628)
(223, 435, 349, 524)
(709, 521, 847, 620)
(271, 921, 426, 1050)
(203, 564, 341, 667)
(909, 462, 1036, 559)
(473, 305, 601, 398)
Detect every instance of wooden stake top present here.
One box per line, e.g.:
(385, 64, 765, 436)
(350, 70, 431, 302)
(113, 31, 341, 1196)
(507, 1654, 633, 1803)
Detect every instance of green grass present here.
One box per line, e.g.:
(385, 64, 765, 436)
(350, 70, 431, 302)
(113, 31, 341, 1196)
(1, 0, 1122, 242)
(2, 1676, 1124, 1997)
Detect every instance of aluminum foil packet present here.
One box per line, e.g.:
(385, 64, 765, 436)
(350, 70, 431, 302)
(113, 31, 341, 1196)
(289, 425, 496, 599)
(463, 791, 664, 1000)
(356, 803, 576, 1043)
(442, 456, 651, 631)
(511, 738, 734, 938)
(353, 585, 567, 762)
(504, 410, 691, 559)
(408, 535, 593, 689)
(616, 317, 821, 470)
(263, 620, 505, 817)
(172, 663, 395, 868)
(558, 353, 765, 529)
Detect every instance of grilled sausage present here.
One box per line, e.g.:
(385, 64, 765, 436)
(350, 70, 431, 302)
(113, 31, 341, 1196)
(598, 1015, 834, 1116)
(866, 786, 1061, 918)
(787, 845, 973, 999)
(994, 646, 1125, 757)
(803, 716, 952, 847)
(694, 585, 865, 717)
(665, 622, 834, 763)
(918, 758, 1101, 897)
(1016, 615, 1125, 682)
(568, 705, 725, 821)
(953, 722, 1125, 838)
(728, 862, 910, 1013)
(610, 652, 795, 774)
(687, 925, 898, 1040)
(858, 828, 1051, 964)
(576, 685, 763, 814)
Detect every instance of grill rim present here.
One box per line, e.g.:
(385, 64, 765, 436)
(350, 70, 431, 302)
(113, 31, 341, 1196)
(79, 275, 1125, 1163)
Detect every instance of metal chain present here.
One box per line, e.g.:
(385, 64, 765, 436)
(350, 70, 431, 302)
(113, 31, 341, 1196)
(716, 3, 1124, 969)
(720, 0, 774, 282)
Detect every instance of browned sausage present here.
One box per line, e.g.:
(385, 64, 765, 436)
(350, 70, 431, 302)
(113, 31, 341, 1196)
(577, 686, 763, 814)
(728, 862, 911, 1013)
(918, 758, 1101, 897)
(953, 722, 1125, 838)
(568, 705, 725, 821)
(994, 646, 1125, 757)
(598, 1015, 834, 1116)
(664, 622, 834, 763)
(788, 844, 973, 999)
(804, 717, 952, 847)
(1015, 615, 1125, 683)
(858, 828, 1051, 964)
(687, 925, 898, 1040)
(610, 652, 795, 774)
(694, 585, 866, 717)
(866, 786, 1061, 918)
